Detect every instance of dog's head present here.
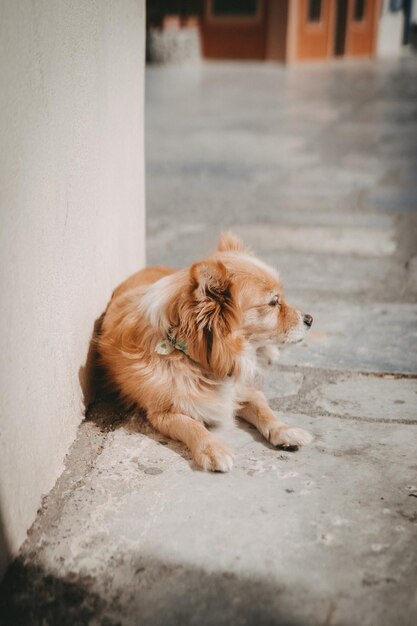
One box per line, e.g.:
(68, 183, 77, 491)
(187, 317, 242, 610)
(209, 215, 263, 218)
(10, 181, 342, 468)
(162, 232, 312, 378)
(215, 232, 313, 346)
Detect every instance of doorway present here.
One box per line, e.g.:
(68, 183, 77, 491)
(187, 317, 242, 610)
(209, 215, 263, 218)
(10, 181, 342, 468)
(295, 0, 379, 60)
(334, 0, 348, 56)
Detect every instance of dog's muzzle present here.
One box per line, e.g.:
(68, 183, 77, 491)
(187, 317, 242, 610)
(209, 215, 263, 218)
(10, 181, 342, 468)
(303, 314, 313, 328)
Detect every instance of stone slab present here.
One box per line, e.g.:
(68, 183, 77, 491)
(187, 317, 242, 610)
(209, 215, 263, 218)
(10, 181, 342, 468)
(4, 413, 417, 626)
(147, 229, 401, 301)
(312, 374, 417, 422)
(407, 256, 417, 294)
(233, 224, 396, 257)
(363, 186, 417, 214)
(263, 370, 304, 399)
(263, 250, 397, 297)
(277, 302, 417, 374)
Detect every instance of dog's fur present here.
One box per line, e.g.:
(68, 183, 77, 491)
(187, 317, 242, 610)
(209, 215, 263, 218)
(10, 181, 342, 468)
(97, 232, 313, 472)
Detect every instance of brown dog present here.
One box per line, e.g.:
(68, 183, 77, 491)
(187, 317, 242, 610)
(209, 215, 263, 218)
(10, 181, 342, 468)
(97, 232, 313, 471)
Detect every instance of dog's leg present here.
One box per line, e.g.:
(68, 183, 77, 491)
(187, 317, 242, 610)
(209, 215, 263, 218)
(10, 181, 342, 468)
(237, 387, 312, 448)
(257, 345, 280, 366)
(148, 412, 234, 472)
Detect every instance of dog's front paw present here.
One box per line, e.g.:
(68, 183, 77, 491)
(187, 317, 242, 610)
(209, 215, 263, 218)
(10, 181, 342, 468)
(268, 425, 313, 448)
(195, 439, 234, 472)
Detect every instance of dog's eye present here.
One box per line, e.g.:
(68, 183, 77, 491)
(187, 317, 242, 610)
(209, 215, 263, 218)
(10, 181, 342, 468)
(269, 296, 280, 307)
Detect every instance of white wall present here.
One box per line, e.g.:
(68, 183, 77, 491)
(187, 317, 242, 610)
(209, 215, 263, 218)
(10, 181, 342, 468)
(377, 0, 404, 56)
(0, 0, 145, 577)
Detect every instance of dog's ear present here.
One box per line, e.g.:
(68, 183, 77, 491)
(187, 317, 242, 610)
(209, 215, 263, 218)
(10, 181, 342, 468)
(184, 260, 242, 377)
(190, 260, 231, 313)
(216, 231, 250, 254)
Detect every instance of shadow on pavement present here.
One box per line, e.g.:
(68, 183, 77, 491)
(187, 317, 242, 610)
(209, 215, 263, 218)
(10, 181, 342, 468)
(0, 555, 308, 626)
(0, 506, 10, 583)
(0, 559, 105, 626)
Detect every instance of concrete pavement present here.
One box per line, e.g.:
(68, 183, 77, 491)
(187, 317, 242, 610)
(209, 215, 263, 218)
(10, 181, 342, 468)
(1, 58, 417, 626)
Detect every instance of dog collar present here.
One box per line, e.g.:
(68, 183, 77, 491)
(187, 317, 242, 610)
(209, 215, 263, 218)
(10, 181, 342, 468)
(155, 330, 187, 356)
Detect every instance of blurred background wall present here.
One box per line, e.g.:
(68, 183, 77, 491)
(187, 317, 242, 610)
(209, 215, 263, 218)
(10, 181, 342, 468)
(0, 0, 145, 578)
(146, 0, 416, 63)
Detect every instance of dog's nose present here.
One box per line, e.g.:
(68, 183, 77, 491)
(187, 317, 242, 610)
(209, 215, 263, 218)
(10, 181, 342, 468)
(303, 314, 313, 328)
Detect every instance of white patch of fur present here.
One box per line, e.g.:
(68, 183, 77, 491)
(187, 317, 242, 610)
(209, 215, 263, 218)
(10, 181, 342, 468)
(196, 441, 234, 472)
(243, 307, 277, 330)
(243, 309, 260, 325)
(284, 311, 308, 343)
(240, 254, 280, 281)
(138, 273, 179, 328)
(237, 341, 260, 385)
(264, 309, 279, 329)
(177, 378, 237, 426)
(269, 425, 313, 447)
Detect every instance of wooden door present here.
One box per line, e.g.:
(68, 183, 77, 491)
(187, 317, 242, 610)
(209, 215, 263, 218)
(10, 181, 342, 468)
(200, 0, 268, 60)
(345, 0, 380, 56)
(295, 0, 334, 60)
